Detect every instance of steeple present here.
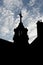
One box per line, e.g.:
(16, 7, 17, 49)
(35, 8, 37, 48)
(13, 12, 29, 48)
(19, 11, 22, 23)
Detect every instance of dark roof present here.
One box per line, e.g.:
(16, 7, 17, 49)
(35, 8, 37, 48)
(31, 37, 43, 48)
(0, 39, 14, 48)
(30, 37, 39, 48)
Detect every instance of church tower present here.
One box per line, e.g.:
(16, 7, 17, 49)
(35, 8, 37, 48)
(13, 12, 29, 48)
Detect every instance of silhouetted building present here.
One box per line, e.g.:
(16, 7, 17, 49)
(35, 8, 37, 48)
(13, 12, 29, 48)
(31, 21, 43, 48)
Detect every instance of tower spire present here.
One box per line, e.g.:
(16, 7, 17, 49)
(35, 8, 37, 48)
(19, 11, 22, 23)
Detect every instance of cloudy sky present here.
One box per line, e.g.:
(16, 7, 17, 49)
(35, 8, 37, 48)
(0, 0, 43, 44)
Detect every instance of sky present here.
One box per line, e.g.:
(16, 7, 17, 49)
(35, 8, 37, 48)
(0, 0, 43, 44)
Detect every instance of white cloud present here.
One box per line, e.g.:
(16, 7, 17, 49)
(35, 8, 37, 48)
(3, 0, 23, 11)
(1, 27, 9, 36)
(28, 0, 36, 6)
(0, 7, 14, 36)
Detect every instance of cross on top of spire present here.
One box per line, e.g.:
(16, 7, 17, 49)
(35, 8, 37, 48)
(19, 11, 22, 22)
(19, 11, 22, 17)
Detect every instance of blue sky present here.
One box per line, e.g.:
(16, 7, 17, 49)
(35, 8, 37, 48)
(0, 0, 43, 44)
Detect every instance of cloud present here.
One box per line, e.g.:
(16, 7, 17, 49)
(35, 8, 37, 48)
(28, 0, 36, 6)
(0, 7, 14, 37)
(3, 0, 23, 11)
(1, 27, 9, 36)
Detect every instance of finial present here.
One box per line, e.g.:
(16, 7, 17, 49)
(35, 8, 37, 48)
(19, 11, 22, 23)
(19, 11, 22, 17)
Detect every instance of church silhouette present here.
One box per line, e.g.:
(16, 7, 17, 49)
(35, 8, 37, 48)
(0, 12, 43, 48)
(13, 12, 29, 48)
